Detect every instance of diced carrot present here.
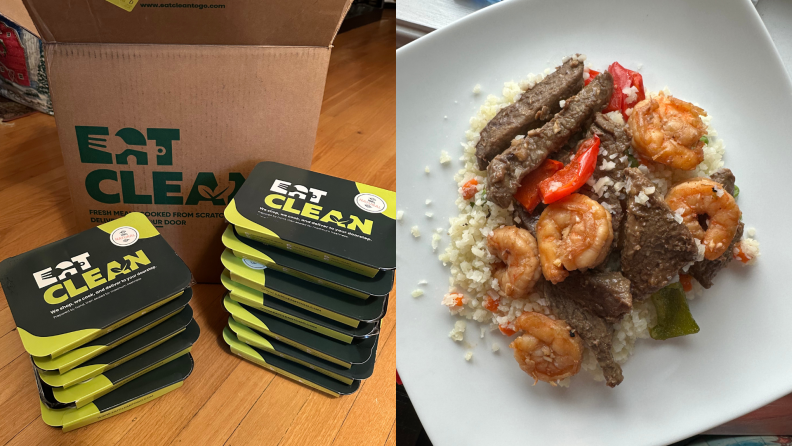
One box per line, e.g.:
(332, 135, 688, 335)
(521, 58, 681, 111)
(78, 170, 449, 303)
(734, 244, 751, 264)
(679, 274, 693, 292)
(499, 324, 516, 336)
(452, 294, 464, 307)
(483, 296, 500, 312)
(461, 178, 479, 200)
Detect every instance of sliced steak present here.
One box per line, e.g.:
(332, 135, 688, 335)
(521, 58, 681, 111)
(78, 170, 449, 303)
(476, 58, 585, 170)
(544, 281, 623, 387)
(487, 72, 614, 208)
(551, 271, 632, 324)
(710, 168, 736, 195)
(685, 168, 741, 288)
(621, 168, 698, 299)
(687, 222, 743, 289)
(579, 113, 631, 247)
(512, 200, 543, 237)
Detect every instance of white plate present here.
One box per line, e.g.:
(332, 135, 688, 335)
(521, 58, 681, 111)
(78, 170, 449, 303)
(395, 0, 792, 445)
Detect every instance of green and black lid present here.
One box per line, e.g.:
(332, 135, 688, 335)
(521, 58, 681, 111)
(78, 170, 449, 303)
(222, 327, 360, 397)
(40, 353, 194, 432)
(221, 270, 380, 343)
(0, 213, 193, 358)
(33, 289, 193, 373)
(38, 305, 194, 389)
(38, 319, 199, 409)
(227, 317, 376, 384)
(224, 162, 395, 278)
(221, 250, 388, 327)
(222, 226, 394, 299)
(223, 296, 378, 368)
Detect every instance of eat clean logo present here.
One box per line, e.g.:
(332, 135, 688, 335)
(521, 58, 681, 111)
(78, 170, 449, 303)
(75, 126, 244, 206)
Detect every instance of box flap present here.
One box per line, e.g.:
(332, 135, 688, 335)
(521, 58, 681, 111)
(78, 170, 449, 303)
(0, 0, 39, 37)
(22, 0, 352, 46)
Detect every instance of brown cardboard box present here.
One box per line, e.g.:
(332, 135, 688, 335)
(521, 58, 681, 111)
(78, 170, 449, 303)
(0, 0, 353, 282)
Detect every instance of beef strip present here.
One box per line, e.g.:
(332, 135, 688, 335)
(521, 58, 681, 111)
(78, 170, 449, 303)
(685, 168, 741, 288)
(710, 168, 736, 195)
(475, 58, 584, 170)
(512, 200, 542, 237)
(687, 222, 743, 288)
(544, 281, 624, 387)
(621, 168, 698, 299)
(578, 113, 631, 248)
(487, 72, 614, 208)
(551, 271, 632, 323)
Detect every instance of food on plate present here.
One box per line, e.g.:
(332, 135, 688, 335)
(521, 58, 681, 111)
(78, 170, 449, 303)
(628, 93, 708, 170)
(648, 282, 700, 341)
(620, 167, 699, 298)
(665, 177, 741, 260)
(438, 54, 759, 387)
(509, 312, 582, 384)
(476, 58, 585, 170)
(487, 226, 542, 299)
(536, 193, 613, 284)
(486, 69, 614, 208)
(544, 281, 623, 387)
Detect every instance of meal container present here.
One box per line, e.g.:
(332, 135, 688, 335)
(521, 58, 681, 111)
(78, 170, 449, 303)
(38, 320, 199, 409)
(224, 296, 378, 368)
(221, 250, 388, 327)
(33, 289, 192, 373)
(227, 317, 377, 384)
(38, 305, 193, 388)
(39, 353, 194, 432)
(221, 270, 380, 343)
(0, 212, 193, 358)
(224, 161, 396, 278)
(222, 327, 360, 397)
(222, 225, 395, 300)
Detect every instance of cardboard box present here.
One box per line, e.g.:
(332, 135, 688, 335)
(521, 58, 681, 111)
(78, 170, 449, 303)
(0, 0, 353, 282)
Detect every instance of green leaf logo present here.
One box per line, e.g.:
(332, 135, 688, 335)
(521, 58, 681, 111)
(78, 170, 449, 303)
(329, 215, 351, 226)
(110, 259, 132, 275)
(198, 185, 229, 200)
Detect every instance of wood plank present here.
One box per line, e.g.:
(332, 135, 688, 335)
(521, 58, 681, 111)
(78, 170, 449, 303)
(222, 377, 313, 446)
(384, 422, 396, 446)
(168, 360, 275, 446)
(331, 331, 396, 446)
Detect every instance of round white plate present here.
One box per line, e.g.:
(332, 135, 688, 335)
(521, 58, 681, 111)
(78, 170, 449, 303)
(396, 0, 791, 445)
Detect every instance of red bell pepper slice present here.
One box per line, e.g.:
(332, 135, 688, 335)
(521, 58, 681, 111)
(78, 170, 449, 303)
(513, 158, 564, 212)
(603, 62, 646, 120)
(539, 135, 600, 204)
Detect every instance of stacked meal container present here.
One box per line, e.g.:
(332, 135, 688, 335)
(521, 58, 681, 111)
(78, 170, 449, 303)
(221, 162, 395, 396)
(0, 213, 198, 431)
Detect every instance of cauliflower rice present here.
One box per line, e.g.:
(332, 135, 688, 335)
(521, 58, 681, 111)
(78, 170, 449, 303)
(437, 58, 759, 384)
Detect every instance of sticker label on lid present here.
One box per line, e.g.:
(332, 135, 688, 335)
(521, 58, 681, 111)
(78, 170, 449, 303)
(110, 227, 139, 247)
(242, 258, 266, 270)
(354, 193, 387, 214)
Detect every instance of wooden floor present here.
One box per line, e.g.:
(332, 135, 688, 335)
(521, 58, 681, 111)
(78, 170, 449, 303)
(0, 10, 396, 446)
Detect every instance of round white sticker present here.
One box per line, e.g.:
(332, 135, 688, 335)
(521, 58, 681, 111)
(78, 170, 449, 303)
(110, 226, 139, 247)
(243, 258, 266, 270)
(354, 193, 387, 214)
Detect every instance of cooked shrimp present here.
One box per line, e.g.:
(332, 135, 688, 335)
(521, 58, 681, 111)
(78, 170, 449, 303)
(535, 193, 613, 284)
(666, 178, 741, 260)
(509, 312, 582, 384)
(628, 93, 708, 170)
(487, 226, 541, 299)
